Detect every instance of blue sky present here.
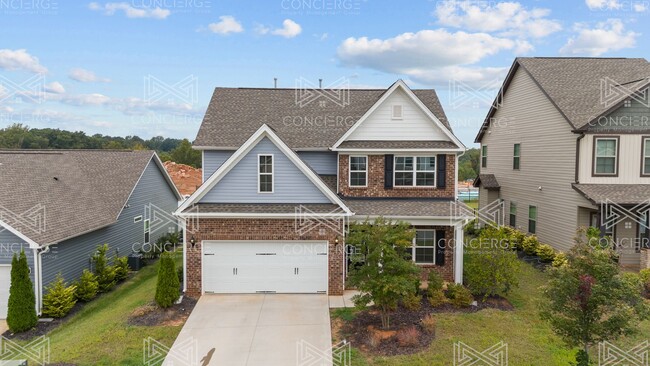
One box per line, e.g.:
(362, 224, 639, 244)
(0, 0, 648, 146)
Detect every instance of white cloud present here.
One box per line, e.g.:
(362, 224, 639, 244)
(88, 2, 170, 19)
(208, 15, 244, 35)
(408, 65, 509, 87)
(272, 19, 302, 38)
(0, 49, 48, 74)
(559, 19, 639, 56)
(69, 68, 111, 83)
(434, 1, 562, 38)
(45, 82, 65, 94)
(60, 93, 112, 106)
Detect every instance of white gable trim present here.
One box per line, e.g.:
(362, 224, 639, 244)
(332, 80, 465, 150)
(175, 125, 352, 215)
(0, 220, 40, 249)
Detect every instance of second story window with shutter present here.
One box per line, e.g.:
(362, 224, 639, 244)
(394, 156, 436, 187)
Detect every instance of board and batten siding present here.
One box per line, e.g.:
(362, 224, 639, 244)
(41, 159, 179, 288)
(347, 88, 450, 141)
(479, 68, 594, 252)
(0, 229, 34, 283)
(199, 137, 331, 204)
(578, 134, 650, 184)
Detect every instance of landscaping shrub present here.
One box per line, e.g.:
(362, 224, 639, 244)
(421, 314, 437, 335)
(42, 274, 77, 318)
(426, 270, 444, 295)
(75, 269, 99, 302)
(521, 235, 540, 255)
(464, 244, 520, 299)
(7, 250, 38, 333)
(446, 283, 474, 308)
(507, 228, 527, 250)
(401, 292, 421, 311)
(552, 252, 568, 268)
(464, 219, 482, 237)
(177, 266, 184, 284)
(113, 256, 130, 282)
(428, 289, 448, 307)
(92, 244, 116, 293)
(640, 269, 650, 296)
(155, 252, 180, 308)
(536, 244, 556, 262)
(396, 326, 420, 347)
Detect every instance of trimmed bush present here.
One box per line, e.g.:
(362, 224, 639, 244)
(446, 283, 474, 308)
(155, 252, 180, 308)
(509, 229, 527, 251)
(113, 256, 130, 282)
(42, 274, 77, 318)
(7, 250, 38, 333)
(536, 244, 556, 262)
(401, 292, 422, 311)
(552, 252, 568, 268)
(428, 289, 447, 307)
(640, 269, 650, 297)
(75, 269, 99, 302)
(521, 235, 540, 255)
(464, 244, 520, 299)
(93, 244, 116, 293)
(426, 270, 444, 295)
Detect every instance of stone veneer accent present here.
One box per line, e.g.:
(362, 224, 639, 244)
(185, 218, 345, 298)
(338, 154, 456, 198)
(641, 248, 650, 270)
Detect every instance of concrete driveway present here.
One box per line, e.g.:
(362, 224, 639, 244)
(165, 294, 332, 366)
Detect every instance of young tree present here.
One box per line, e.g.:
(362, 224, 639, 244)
(6, 250, 38, 332)
(539, 231, 650, 365)
(92, 244, 116, 293)
(347, 217, 420, 329)
(155, 252, 180, 308)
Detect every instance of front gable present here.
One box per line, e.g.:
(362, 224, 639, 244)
(588, 91, 650, 132)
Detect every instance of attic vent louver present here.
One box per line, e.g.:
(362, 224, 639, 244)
(392, 104, 403, 119)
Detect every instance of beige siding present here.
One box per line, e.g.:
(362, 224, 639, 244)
(578, 134, 650, 184)
(479, 69, 594, 252)
(616, 219, 641, 269)
(348, 88, 451, 141)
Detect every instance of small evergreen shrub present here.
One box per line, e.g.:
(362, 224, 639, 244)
(177, 266, 184, 284)
(113, 256, 130, 282)
(92, 244, 116, 293)
(401, 292, 422, 311)
(552, 252, 568, 268)
(640, 269, 650, 295)
(446, 283, 474, 308)
(7, 250, 38, 333)
(426, 270, 444, 295)
(42, 274, 77, 318)
(428, 289, 448, 307)
(521, 235, 540, 255)
(75, 269, 99, 302)
(508, 229, 527, 251)
(536, 244, 556, 262)
(155, 252, 180, 308)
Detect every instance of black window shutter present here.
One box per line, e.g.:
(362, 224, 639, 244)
(435, 229, 446, 266)
(436, 155, 447, 188)
(384, 154, 394, 189)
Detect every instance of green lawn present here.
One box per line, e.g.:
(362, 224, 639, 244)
(39, 257, 183, 365)
(337, 260, 650, 366)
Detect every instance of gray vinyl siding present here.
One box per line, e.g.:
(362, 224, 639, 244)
(591, 98, 650, 132)
(41, 159, 179, 288)
(479, 68, 594, 252)
(297, 152, 338, 175)
(200, 137, 331, 204)
(203, 150, 234, 182)
(0, 229, 34, 283)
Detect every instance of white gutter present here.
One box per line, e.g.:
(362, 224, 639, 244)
(181, 219, 187, 293)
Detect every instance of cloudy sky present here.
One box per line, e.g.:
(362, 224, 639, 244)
(0, 0, 648, 146)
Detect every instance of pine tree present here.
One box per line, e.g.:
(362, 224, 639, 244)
(155, 252, 180, 308)
(6, 250, 38, 332)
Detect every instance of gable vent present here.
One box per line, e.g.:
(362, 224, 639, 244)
(392, 104, 403, 119)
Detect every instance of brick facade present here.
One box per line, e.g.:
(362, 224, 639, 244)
(415, 226, 455, 283)
(185, 218, 345, 298)
(338, 154, 456, 198)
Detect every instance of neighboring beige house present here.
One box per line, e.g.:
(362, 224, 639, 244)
(475, 57, 650, 270)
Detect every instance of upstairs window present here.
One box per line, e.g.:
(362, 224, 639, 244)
(643, 137, 650, 176)
(394, 156, 436, 187)
(392, 104, 403, 119)
(513, 143, 521, 170)
(509, 201, 517, 228)
(528, 205, 537, 234)
(593, 137, 618, 176)
(349, 156, 367, 187)
(481, 145, 488, 168)
(258, 154, 274, 193)
(144, 219, 150, 244)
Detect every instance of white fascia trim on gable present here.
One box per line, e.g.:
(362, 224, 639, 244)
(175, 124, 352, 215)
(0, 220, 40, 249)
(331, 148, 465, 153)
(177, 212, 351, 219)
(331, 80, 466, 150)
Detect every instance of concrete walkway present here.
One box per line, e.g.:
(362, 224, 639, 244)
(327, 290, 361, 308)
(165, 294, 332, 366)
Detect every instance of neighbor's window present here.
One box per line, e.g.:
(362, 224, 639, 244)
(349, 156, 367, 187)
(134, 215, 142, 223)
(258, 155, 274, 193)
(481, 145, 488, 168)
(528, 206, 537, 234)
(594, 137, 618, 175)
(513, 143, 521, 170)
(642, 137, 650, 176)
(509, 202, 517, 228)
(392, 104, 403, 119)
(410, 230, 435, 264)
(144, 219, 150, 244)
(394, 156, 436, 187)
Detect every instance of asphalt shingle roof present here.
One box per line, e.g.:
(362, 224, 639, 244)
(194, 87, 452, 149)
(337, 140, 458, 149)
(572, 184, 650, 205)
(343, 198, 458, 218)
(0, 150, 161, 245)
(473, 174, 500, 190)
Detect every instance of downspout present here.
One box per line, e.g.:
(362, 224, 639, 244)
(182, 219, 187, 293)
(575, 133, 585, 183)
(33, 245, 51, 315)
(455, 149, 466, 200)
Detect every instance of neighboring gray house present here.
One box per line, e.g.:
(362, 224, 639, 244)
(0, 150, 181, 317)
(475, 57, 650, 270)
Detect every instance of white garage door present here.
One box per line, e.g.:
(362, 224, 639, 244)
(202, 241, 328, 294)
(0, 266, 11, 319)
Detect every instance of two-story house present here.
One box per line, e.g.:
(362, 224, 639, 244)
(175, 80, 468, 297)
(475, 57, 650, 270)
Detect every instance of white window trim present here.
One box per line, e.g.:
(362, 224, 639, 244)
(593, 137, 618, 176)
(481, 145, 488, 168)
(348, 155, 368, 188)
(393, 155, 437, 188)
(391, 104, 403, 120)
(134, 215, 143, 223)
(643, 137, 650, 176)
(513, 143, 521, 170)
(409, 229, 436, 265)
(528, 205, 537, 234)
(257, 154, 274, 194)
(144, 219, 150, 244)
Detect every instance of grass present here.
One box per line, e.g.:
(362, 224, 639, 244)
(338, 260, 650, 366)
(462, 199, 479, 210)
(37, 256, 184, 365)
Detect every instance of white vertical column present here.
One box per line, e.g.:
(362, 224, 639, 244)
(454, 224, 464, 284)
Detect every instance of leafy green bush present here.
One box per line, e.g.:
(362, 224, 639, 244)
(464, 219, 482, 237)
(446, 283, 474, 308)
(42, 274, 77, 318)
(177, 266, 184, 284)
(508, 229, 527, 251)
(536, 244, 556, 262)
(521, 235, 540, 255)
(113, 256, 130, 282)
(7, 250, 38, 333)
(75, 269, 99, 302)
(552, 252, 568, 268)
(464, 244, 520, 299)
(92, 244, 116, 293)
(426, 270, 444, 295)
(401, 292, 422, 311)
(155, 252, 180, 308)
(428, 289, 447, 307)
(640, 269, 650, 297)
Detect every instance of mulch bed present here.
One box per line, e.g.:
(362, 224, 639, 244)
(516, 251, 552, 270)
(337, 295, 513, 356)
(2, 301, 86, 341)
(128, 296, 197, 327)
